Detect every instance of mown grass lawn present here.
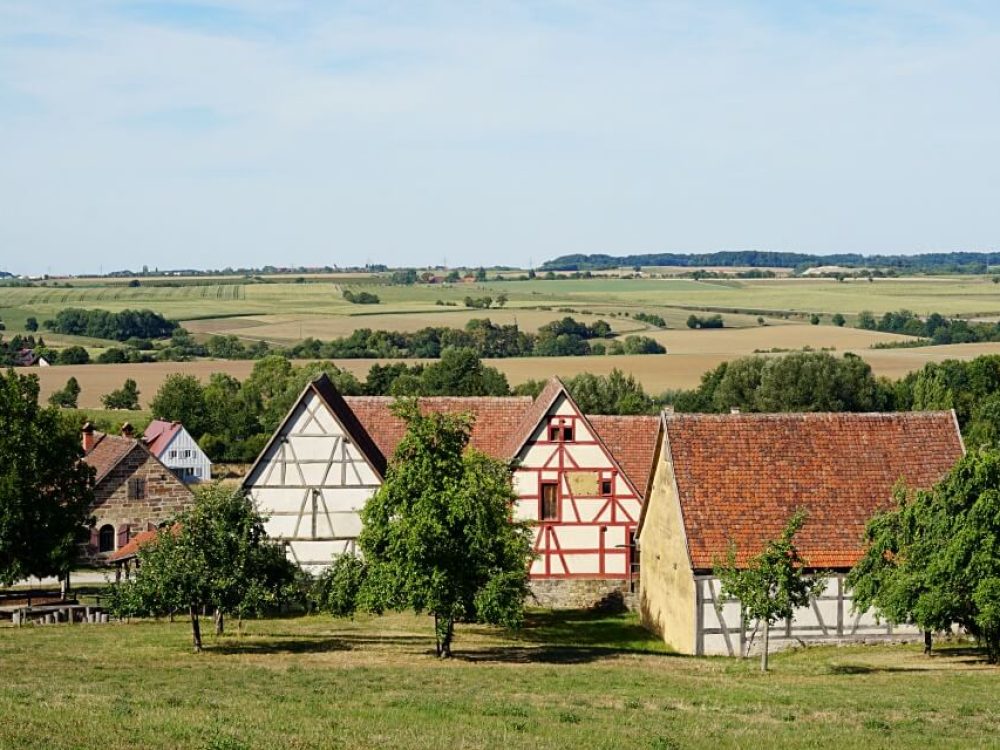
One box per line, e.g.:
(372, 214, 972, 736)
(1, 610, 997, 749)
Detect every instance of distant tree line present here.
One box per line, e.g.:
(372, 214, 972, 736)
(158, 317, 661, 361)
(632, 312, 667, 328)
(541, 250, 1000, 273)
(857, 309, 1000, 345)
(664, 350, 1000, 453)
(44, 308, 177, 341)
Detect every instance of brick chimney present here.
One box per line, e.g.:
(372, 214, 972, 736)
(82, 422, 96, 453)
(120, 422, 134, 439)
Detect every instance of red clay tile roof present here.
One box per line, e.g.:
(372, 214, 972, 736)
(142, 419, 182, 458)
(588, 415, 661, 500)
(108, 528, 160, 562)
(83, 433, 140, 483)
(661, 411, 964, 571)
(345, 396, 534, 460)
(108, 524, 182, 562)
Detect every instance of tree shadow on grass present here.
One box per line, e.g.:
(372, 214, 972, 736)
(455, 645, 632, 664)
(510, 609, 677, 652)
(827, 664, 926, 675)
(457, 609, 681, 663)
(209, 633, 429, 655)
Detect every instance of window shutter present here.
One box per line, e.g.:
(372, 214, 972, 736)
(89, 527, 99, 552)
(117, 524, 130, 548)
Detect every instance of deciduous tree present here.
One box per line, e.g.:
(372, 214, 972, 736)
(102, 378, 140, 410)
(150, 374, 208, 436)
(0, 370, 94, 584)
(848, 451, 1000, 662)
(322, 401, 533, 657)
(109, 485, 296, 651)
(48, 376, 81, 408)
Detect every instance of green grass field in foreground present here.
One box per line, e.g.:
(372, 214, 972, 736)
(1, 610, 997, 749)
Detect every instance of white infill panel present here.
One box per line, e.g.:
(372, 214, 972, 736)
(513, 499, 537, 521)
(573, 498, 609, 523)
(604, 555, 626, 575)
(556, 525, 600, 549)
(522, 444, 558, 466)
(319, 487, 374, 512)
(570, 444, 609, 466)
(567, 555, 600, 575)
(512, 473, 535, 496)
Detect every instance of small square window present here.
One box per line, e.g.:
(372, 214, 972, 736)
(169, 450, 177, 459)
(562, 426, 574, 442)
(600, 479, 613, 496)
(127, 477, 146, 501)
(548, 425, 561, 442)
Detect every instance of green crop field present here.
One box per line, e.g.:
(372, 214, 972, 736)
(0, 610, 996, 749)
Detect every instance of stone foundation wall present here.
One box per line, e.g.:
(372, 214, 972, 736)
(528, 578, 637, 611)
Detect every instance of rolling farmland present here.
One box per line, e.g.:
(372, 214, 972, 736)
(6, 273, 1000, 402)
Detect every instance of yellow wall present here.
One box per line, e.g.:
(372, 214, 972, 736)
(638, 435, 697, 654)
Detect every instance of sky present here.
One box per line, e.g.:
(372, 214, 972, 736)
(1, 1, 998, 275)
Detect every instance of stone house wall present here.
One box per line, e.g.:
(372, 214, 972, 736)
(84, 447, 194, 563)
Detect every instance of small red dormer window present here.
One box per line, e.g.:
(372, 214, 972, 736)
(549, 423, 574, 442)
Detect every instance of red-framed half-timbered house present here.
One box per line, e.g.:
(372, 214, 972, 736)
(505, 379, 659, 607)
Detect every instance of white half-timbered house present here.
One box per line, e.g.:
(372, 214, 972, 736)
(242, 377, 387, 570)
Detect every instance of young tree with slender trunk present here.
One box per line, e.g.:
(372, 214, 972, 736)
(716, 510, 824, 672)
(108, 485, 296, 651)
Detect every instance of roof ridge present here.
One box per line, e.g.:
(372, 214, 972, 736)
(663, 410, 955, 419)
(343, 395, 534, 401)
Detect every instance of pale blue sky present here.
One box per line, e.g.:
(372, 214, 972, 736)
(1, 1, 998, 275)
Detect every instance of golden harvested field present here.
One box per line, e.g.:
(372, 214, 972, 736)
(638, 323, 910, 354)
(182, 310, 655, 342)
(28, 340, 1000, 408)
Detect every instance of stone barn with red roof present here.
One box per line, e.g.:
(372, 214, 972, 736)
(637, 411, 965, 655)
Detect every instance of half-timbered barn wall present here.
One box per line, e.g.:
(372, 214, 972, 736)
(695, 574, 920, 656)
(244, 388, 381, 570)
(512, 393, 641, 600)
